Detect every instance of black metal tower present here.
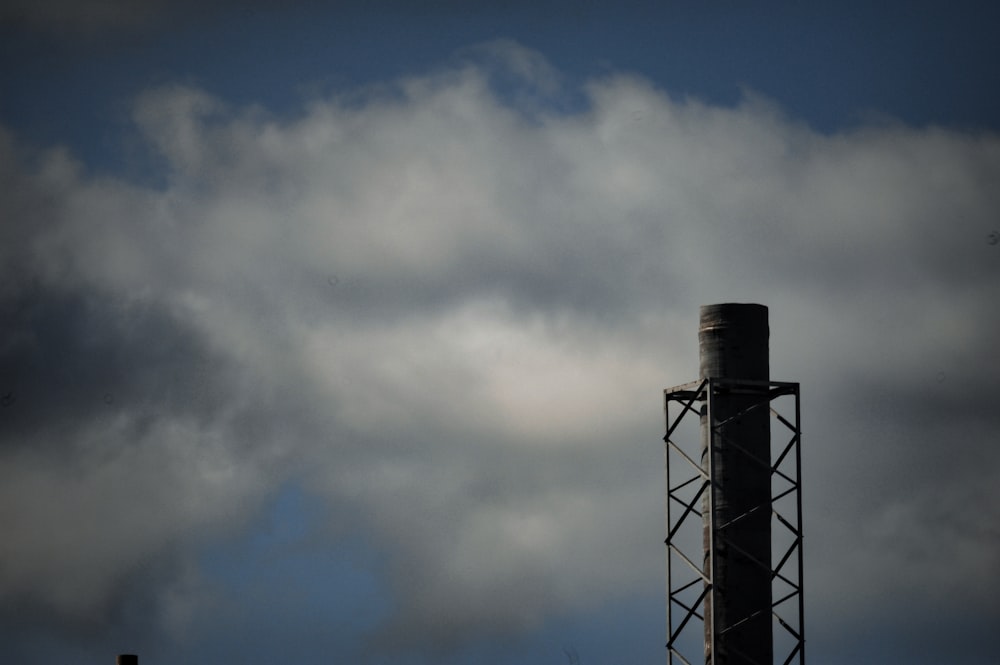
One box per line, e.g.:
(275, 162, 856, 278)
(663, 304, 804, 665)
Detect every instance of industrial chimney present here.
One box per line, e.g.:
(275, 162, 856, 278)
(663, 304, 805, 665)
(699, 304, 771, 664)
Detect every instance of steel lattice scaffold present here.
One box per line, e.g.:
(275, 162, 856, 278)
(663, 305, 805, 665)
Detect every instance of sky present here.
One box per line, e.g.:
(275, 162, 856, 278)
(1, 2, 999, 664)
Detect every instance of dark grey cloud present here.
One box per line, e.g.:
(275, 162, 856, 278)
(0, 280, 300, 630)
(1, 43, 998, 662)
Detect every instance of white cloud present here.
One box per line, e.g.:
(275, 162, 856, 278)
(1, 43, 998, 655)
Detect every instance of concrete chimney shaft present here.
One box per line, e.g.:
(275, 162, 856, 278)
(699, 304, 772, 665)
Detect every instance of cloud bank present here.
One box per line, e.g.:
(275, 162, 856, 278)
(1, 42, 998, 662)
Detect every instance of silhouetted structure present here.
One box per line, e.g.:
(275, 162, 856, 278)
(663, 304, 804, 665)
(117, 656, 138, 665)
